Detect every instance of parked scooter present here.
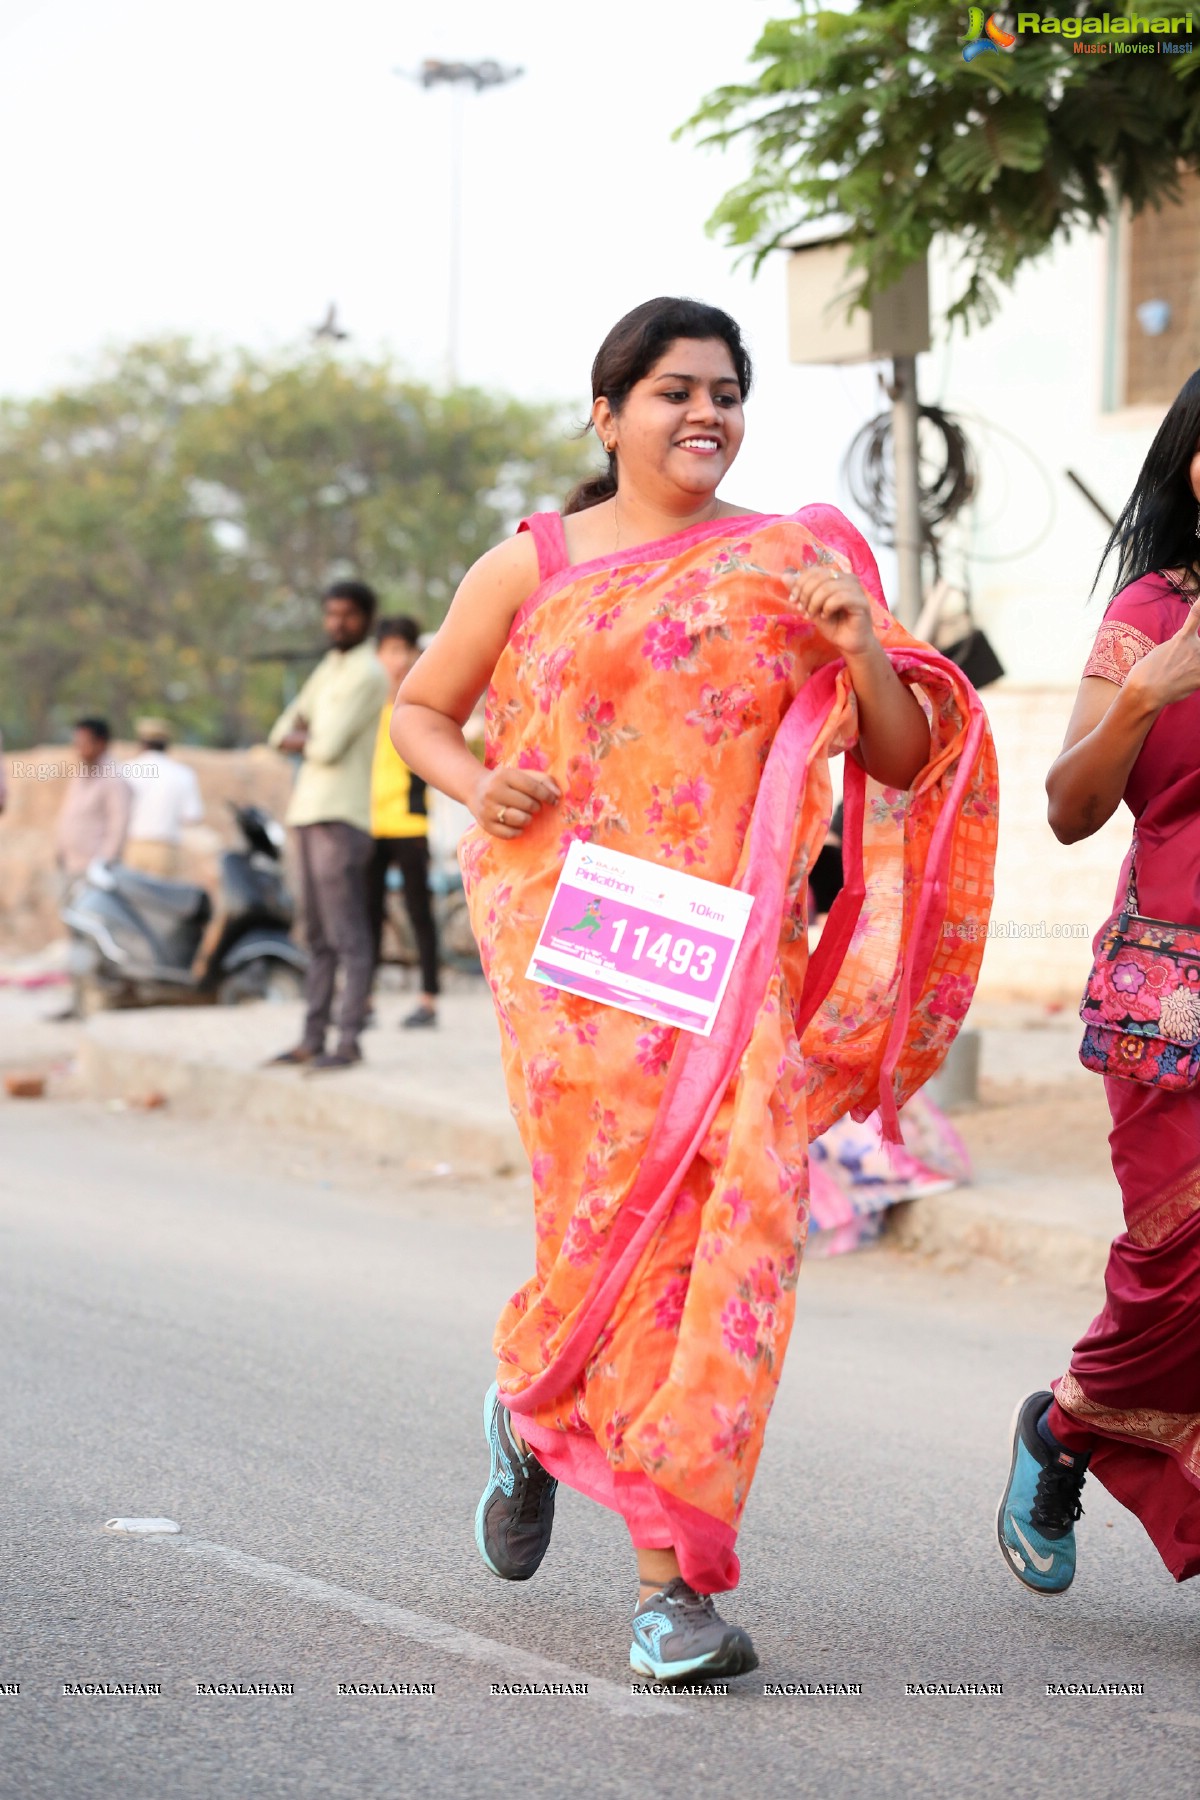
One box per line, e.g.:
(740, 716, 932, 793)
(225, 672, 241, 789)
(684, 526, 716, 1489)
(63, 803, 307, 1013)
(381, 859, 481, 976)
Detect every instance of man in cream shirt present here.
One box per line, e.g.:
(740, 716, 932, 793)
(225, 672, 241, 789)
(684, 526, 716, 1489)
(268, 580, 388, 1071)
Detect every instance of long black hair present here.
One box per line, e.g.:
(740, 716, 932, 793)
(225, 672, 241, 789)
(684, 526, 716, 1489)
(564, 297, 753, 516)
(1097, 369, 1200, 597)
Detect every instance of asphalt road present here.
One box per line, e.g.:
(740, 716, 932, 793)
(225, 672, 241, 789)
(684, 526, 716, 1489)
(2, 1095, 1197, 1799)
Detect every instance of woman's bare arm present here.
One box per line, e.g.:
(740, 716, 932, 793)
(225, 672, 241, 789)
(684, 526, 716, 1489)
(1047, 596, 1200, 844)
(1045, 678, 1159, 844)
(842, 639, 931, 789)
(788, 564, 930, 788)
(391, 533, 561, 839)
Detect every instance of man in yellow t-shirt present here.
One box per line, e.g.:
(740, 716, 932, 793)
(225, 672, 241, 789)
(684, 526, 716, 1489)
(369, 617, 440, 1027)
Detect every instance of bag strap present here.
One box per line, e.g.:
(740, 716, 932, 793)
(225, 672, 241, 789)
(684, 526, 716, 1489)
(1122, 832, 1140, 917)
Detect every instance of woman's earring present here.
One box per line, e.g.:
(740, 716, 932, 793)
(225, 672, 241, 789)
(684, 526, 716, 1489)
(1195, 503, 1200, 541)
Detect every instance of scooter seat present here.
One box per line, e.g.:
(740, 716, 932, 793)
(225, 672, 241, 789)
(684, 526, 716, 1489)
(112, 864, 211, 922)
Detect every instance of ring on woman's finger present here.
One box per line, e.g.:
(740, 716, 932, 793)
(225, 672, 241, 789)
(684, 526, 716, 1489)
(498, 805, 508, 826)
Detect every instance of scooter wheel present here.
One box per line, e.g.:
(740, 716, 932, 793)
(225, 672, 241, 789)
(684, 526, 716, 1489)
(217, 959, 305, 1006)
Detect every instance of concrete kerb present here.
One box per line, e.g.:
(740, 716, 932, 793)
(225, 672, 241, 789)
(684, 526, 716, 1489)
(75, 1002, 526, 1176)
(885, 1185, 1114, 1289)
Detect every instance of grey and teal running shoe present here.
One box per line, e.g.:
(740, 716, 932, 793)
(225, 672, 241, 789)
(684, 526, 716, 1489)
(630, 1578, 758, 1683)
(474, 1383, 557, 1581)
(997, 1390, 1090, 1594)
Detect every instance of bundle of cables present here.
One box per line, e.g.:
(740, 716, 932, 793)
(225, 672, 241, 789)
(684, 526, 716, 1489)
(842, 405, 976, 570)
(844, 404, 1006, 687)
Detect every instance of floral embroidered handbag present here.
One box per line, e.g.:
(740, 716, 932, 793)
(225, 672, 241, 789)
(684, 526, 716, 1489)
(1079, 837, 1200, 1090)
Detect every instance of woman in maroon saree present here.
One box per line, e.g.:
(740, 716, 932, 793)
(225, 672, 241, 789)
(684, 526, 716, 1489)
(998, 369, 1200, 1592)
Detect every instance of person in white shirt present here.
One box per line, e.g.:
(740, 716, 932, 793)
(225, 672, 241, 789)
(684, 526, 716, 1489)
(122, 717, 204, 878)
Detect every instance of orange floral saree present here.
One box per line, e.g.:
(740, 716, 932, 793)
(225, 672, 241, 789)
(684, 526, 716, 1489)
(460, 503, 998, 1591)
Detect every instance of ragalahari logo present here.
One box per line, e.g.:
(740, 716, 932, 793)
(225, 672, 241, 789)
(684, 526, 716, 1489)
(961, 7, 1018, 58)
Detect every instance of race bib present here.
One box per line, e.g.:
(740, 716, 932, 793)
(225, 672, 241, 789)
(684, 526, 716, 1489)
(527, 842, 754, 1037)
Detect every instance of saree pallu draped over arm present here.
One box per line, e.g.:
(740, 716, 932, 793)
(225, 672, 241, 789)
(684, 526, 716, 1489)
(461, 504, 998, 1591)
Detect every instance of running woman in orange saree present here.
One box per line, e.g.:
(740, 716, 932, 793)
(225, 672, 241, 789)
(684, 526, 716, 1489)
(395, 299, 997, 1682)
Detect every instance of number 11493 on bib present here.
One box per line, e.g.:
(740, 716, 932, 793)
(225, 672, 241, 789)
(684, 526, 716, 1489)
(527, 841, 755, 1036)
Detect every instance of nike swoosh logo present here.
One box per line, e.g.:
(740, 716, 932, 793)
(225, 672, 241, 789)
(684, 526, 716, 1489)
(1008, 1516, 1055, 1574)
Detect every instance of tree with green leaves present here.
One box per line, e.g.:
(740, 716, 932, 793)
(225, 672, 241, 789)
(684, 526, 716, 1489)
(683, 3, 1200, 329)
(0, 342, 587, 747)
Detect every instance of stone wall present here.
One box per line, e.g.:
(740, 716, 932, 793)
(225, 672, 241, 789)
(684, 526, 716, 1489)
(0, 744, 295, 955)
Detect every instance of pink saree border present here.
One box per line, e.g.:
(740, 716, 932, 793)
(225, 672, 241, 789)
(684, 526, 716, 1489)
(876, 677, 985, 1134)
(794, 754, 866, 1038)
(788, 503, 985, 1137)
(509, 509, 780, 638)
(511, 1409, 740, 1591)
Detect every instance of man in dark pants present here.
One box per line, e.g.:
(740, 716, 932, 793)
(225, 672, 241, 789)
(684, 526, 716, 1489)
(368, 617, 440, 1027)
(267, 581, 388, 1070)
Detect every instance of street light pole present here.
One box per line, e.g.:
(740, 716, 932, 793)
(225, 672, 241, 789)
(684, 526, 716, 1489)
(395, 58, 524, 388)
(446, 82, 465, 387)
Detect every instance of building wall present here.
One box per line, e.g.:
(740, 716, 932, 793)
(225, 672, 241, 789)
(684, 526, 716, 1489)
(925, 221, 1171, 689)
(1123, 170, 1200, 408)
(974, 686, 1129, 1002)
(914, 220, 1188, 999)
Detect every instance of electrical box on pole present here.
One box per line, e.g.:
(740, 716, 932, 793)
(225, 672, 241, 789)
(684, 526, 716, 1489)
(785, 239, 930, 366)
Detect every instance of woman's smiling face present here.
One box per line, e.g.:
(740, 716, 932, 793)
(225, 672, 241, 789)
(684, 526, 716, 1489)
(594, 337, 746, 503)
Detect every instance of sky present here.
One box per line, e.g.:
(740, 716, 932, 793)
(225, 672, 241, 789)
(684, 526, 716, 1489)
(0, 0, 884, 524)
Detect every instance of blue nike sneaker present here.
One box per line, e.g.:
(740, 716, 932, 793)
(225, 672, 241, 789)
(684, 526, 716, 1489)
(474, 1383, 557, 1581)
(997, 1390, 1090, 1594)
(630, 1579, 758, 1684)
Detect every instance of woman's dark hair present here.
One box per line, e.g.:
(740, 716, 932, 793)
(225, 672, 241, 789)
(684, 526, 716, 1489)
(1097, 368, 1200, 597)
(564, 297, 753, 516)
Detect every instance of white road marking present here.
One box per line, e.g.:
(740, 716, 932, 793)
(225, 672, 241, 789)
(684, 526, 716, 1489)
(106, 1517, 181, 1534)
(158, 1536, 651, 1718)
